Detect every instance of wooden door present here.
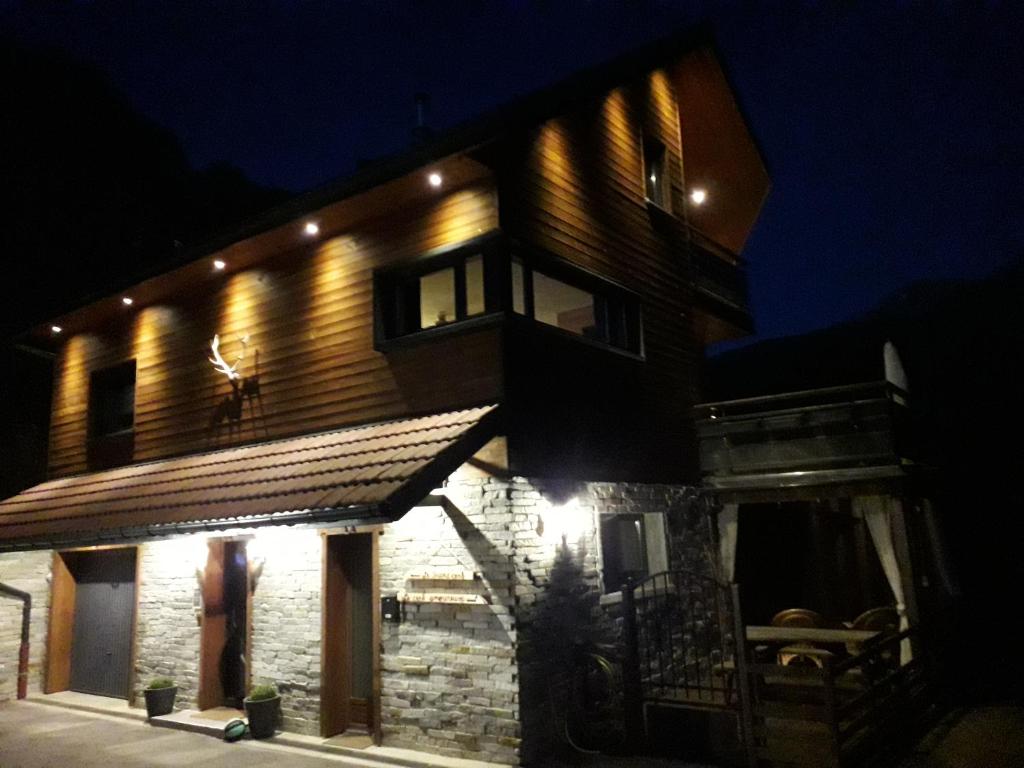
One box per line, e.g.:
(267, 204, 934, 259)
(198, 539, 227, 710)
(322, 533, 375, 736)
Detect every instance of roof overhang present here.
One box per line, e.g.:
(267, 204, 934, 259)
(0, 405, 499, 552)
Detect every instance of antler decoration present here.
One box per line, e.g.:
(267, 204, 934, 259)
(209, 333, 248, 381)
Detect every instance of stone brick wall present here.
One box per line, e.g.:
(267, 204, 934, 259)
(249, 527, 322, 735)
(379, 480, 520, 764)
(0, 550, 52, 703)
(133, 530, 323, 732)
(134, 538, 203, 707)
(378, 474, 705, 765)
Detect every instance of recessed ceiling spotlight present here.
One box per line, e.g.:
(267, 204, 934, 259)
(689, 187, 707, 206)
(213, 259, 226, 271)
(304, 221, 320, 236)
(51, 325, 62, 334)
(122, 297, 134, 306)
(428, 172, 443, 188)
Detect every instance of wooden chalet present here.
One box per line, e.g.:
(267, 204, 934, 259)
(0, 25, 950, 768)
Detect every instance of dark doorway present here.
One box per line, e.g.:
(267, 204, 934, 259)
(66, 548, 137, 698)
(199, 538, 249, 710)
(322, 533, 375, 736)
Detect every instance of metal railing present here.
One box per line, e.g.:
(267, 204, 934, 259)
(621, 570, 739, 709)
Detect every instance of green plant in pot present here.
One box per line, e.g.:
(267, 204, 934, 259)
(143, 677, 177, 718)
(244, 684, 280, 739)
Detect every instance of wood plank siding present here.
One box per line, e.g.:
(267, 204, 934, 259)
(41, 46, 762, 485)
(47, 181, 501, 477)
(496, 69, 704, 481)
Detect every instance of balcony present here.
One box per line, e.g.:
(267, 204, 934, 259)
(694, 382, 917, 500)
(688, 228, 753, 336)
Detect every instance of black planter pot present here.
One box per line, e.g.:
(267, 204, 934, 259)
(244, 695, 280, 739)
(143, 686, 177, 718)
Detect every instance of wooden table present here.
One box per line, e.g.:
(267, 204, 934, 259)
(746, 626, 880, 645)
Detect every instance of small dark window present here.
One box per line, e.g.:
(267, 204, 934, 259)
(644, 137, 669, 209)
(512, 257, 642, 354)
(601, 515, 648, 592)
(87, 360, 136, 469)
(378, 248, 490, 341)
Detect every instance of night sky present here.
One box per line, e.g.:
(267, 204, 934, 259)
(3, 1, 1023, 344)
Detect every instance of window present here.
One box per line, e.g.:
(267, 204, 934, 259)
(512, 257, 642, 354)
(376, 236, 642, 356)
(87, 360, 136, 469)
(643, 137, 669, 210)
(600, 513, 668, 594)
(377, 248, 489, 341)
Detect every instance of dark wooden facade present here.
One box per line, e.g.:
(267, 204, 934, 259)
(35, 43, 767, 484)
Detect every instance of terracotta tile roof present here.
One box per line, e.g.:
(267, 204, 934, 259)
(0, 405, 498, 551)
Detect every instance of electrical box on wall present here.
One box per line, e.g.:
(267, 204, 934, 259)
(382, 594, 401, 623)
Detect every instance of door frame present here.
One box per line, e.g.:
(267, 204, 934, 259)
(320, 527, 381, 740)
(45, 545, 140, 701)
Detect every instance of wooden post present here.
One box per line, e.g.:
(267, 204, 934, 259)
(822, 656, 843, 768)
(620, 579, 644, 751)
(731, 584, 758, 768)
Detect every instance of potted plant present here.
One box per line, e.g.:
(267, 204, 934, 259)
(244, 684, 280, 739)
(143, 677, 177, 718)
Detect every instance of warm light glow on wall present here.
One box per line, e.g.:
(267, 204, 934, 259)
(308, 236, 355, 348)
(218, 270, 272, 345)
(538, 497, 594, 549)
(421, 186, 497, 253)
(53, 334, 101, 417)
(601, 88, 640, 196)
(132, 306, 178, 411)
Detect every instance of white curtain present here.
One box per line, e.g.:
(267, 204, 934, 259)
(717, 504, 739, 584)
(854, 495, 913, 664)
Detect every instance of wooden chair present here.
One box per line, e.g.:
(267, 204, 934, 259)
(846, 606, 899, 660)
(770, 608, 833, 668)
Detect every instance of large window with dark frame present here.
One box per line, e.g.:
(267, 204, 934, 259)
(376, 246, 491, 340)
(87, 359, 136, 469)
(376, 238, 642, 355)
(511, 257, 642, 354)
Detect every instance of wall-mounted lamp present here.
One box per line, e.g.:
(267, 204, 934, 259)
(304, 221, 320, 236)
(689, 188, 707, 206)
(427, 172, 443, 188)
(121, 297, 134, 306)
(213, 259, 226, 271)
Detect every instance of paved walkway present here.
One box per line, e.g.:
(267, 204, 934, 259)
(0, 702, 392, 768)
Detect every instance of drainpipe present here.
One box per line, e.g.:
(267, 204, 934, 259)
(0, 583, 31, 699)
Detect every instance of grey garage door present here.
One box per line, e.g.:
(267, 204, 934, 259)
(69, 550, 136, 698)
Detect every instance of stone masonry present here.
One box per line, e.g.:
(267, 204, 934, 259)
(0, 474, 711, 768)
(0, 551, 51, 703)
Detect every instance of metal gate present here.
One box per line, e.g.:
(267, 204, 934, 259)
(69, 550, 135, 698)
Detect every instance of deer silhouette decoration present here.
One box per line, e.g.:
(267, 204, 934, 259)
(208, 333, 265, 441)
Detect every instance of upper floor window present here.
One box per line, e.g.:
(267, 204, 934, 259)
(511, 257, 642, 354)
(87, 360, 136, 469)
(376, 241, 495, 343)
(643, 137, 669, 210)
(375, 235, 642, 356)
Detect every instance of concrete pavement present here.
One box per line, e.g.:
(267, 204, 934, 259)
(0, 701, 408, 768)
